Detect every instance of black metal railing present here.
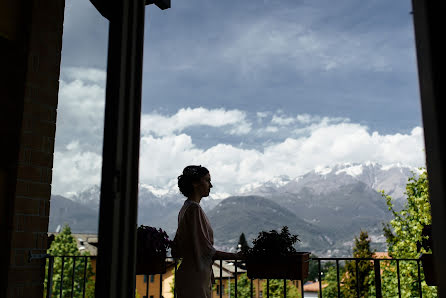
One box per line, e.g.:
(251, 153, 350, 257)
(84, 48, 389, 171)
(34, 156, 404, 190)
(36, 254, 96, 298)
(312, 257, 427, 298)
(40, 255, 430, 298)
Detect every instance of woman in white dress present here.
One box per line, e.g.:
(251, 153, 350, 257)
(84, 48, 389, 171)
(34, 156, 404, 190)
(172, 165, 239, 298)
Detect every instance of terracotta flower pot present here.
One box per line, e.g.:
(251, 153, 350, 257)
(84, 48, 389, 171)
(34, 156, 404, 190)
(135, 252, 167, 275)
(420, 253, 436, 286)
(246, 252, 310, 280)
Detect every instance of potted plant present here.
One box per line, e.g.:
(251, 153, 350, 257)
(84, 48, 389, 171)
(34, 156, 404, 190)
(136, 225, 172, 275)
(243, 226, 310, 280)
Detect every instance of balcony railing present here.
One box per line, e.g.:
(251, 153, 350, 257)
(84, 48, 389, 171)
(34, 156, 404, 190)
(40, 255, 430, 297)
(312, 257, 425, 298)
(40, 255, 96, 298)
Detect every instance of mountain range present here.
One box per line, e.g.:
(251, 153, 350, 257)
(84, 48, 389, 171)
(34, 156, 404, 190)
(48, 162, 420, 256)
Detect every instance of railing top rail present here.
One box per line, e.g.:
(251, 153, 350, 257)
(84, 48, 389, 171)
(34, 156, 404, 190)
(42, 255, 421, 261)
(35, 254, 97, 259)
(311, 257, 420, 261)
(51, 255, 96, 257)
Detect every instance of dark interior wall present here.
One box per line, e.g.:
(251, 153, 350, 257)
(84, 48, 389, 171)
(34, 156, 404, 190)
(0, 1, 65, 296)
(0, 2, 30, 296)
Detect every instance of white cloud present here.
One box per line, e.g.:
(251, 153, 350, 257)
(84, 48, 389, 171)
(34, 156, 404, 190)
(52, 67, 425, 197)
(221, 15, 411, 77)
(256, 112, 270, 124)
(140, 107, 252, 136)
(271, 115, 296, 126)
(296, 114, 315, 124)
(265, 126, 279, 133)
(53, 116, 425, 196)
(56, 68, 106, 150)
(52, 141, 102, 196)
(62, 67, 106, 85)
(135, 122, 425, 196)
(292, 116, 350, 136)
(269, 113, 350, 129)
(53, 67, 106, 196)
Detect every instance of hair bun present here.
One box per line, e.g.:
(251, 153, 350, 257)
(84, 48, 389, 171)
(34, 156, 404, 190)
(183, 165, 202, 176)
(177, 165, 209, 197)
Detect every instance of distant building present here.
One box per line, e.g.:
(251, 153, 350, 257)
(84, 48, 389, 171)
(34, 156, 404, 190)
(303, 281, 328, 297)
(373, 252, 390, 259)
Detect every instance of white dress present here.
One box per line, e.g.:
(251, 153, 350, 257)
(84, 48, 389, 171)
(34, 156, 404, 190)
(173, 200, 216, 298)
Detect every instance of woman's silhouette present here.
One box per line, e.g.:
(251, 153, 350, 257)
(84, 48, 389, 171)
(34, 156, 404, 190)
(172, 165, 239, 298)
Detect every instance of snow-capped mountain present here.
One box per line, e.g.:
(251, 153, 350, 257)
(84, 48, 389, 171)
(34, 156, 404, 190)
(239, 175, 292, 195)
(50, 162, 420, 256)
(54, 182, 222, 235)
(70, 185, 101, 210)
(229, 162, 421, 255)
(69, 183, 222, 211)
(245, 162, 419, 202)
(330, 162, 420, 201)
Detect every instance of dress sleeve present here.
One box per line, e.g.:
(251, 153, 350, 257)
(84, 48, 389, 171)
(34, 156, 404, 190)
(184, 204, 216, 271)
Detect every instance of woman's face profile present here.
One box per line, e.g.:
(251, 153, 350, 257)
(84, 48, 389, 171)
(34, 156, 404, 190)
(193, 173, 213, 198)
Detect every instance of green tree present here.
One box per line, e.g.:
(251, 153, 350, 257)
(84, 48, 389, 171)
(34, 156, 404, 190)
(321, 263, 342, 298)
(238, 233, 249, 251)
(135, 289, 141, 298)
(307, 254, 338, 283)
(227, 273, 255, 298)
(380, 170, 437, 297)
(44, 224, 94, 297)
(342, 230, 374, 297)
(262, 278, 300, 298)
(170, 261, 181, 296)
(306, 254, 320, 282)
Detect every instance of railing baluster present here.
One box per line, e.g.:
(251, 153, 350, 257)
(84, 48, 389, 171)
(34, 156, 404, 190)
(82, 257, 88, 298)
(160, 273, 163, 298)
(355, 260, 360, 298)
(219, 259, 223, 298)
(146, 275, 149, 298)
(283, 278, 287, 298)
(417, 259, 423, 298)
(396, 260, 401, 298)
(235, 259, 238, 298)
(44, 255, 429, 298)
(174, 259, 177, 298)
(71, 257, 76, 298)
(266, 279, 269, 298)
(318, 260, 322, 298)
(60, 256, 65, 298)
(250, 278, 253, 298)
(336, 260, 340, 298)
(47, 256, 54, 298)
(374, 259, 382, 298)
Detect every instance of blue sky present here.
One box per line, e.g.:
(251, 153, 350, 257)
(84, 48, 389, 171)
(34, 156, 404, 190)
(52, 0, 425, 197)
